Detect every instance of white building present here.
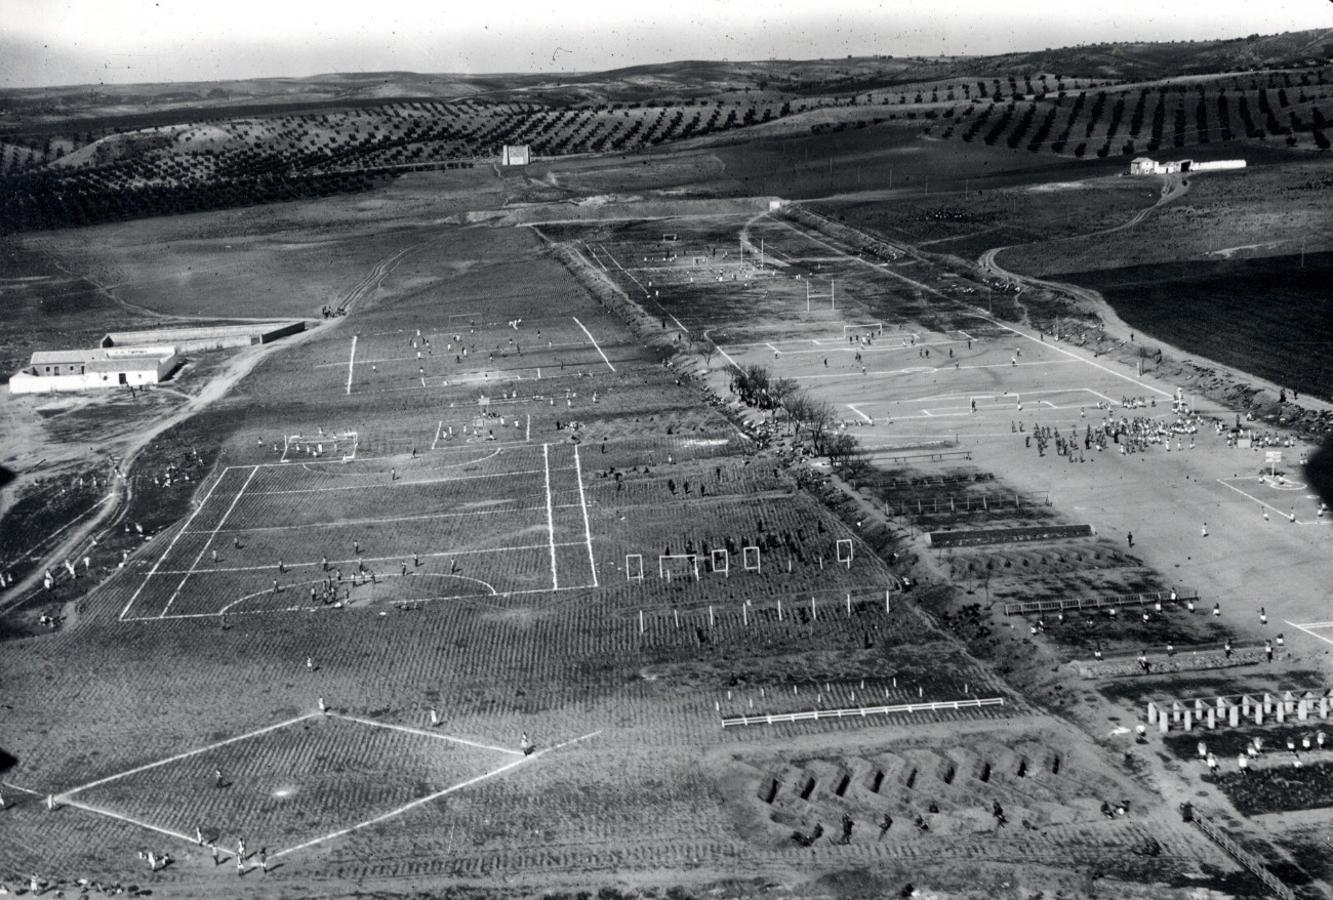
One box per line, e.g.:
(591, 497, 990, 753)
(1130, 157, 1246, 176)
(501, 144, 531, 166)
(9, 345, 177, 394)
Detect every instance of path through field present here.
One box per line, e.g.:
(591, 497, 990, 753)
(1, 241, 433, 613)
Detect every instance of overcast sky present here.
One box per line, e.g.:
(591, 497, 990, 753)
(2, 0, 1330, 89)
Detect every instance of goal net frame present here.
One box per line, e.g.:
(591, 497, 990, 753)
(625, 553, 644, 582)
(836, 538, 854, 568)
(842, 323, 884, 339)
(658, 554, 699, 582)
(283, 430, 358, 463)
(711, 548, 729, 576)
(742, 545, 761, 573)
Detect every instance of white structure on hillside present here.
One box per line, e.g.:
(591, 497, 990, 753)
(9, 346, 177, 394)
(501, 144, 531, 166)
(1130, 157, 1246, 176)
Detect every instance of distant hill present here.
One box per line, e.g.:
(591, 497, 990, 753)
(1, 28, 1328, 130)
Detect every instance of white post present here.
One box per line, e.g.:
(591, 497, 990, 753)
(743, 603, 748, 626)
(811, 596, 817, 620)
(885, 589, 891, 613)
(639, 610, 645, 634)
(709, 605, 714, 628)
(846, 593, 851, 616)
(831, 280, 836, 310)
(777, 598, 783, 620)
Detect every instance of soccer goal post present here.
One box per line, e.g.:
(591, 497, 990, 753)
(711, 548, 729, 576)
(659, 554, 699, 582)
(625, 554, 644, 582)
(742, 546, 761, 573)
(842, 323, 884, 339)
(836, 539, 854, 568)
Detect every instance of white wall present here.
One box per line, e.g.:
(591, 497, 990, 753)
(1192, 159, 1247, 172)
(9, 363, 168, 394)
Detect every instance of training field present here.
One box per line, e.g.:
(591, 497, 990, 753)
(8, 192, 1325, 898)
(115, 442, 599, 621)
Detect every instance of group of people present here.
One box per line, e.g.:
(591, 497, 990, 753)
(1200, 731, 1328, 776)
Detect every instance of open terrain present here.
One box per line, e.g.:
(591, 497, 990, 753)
(2, 35, 1332, 900)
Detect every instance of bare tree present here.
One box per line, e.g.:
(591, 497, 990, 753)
(692, 334, 718, 368)
(780, 388, 813, 438)
(825, 432, 865, 473)
(806, 399, 836, 453)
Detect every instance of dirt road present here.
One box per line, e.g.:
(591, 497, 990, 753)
(1, 238, 432, 614)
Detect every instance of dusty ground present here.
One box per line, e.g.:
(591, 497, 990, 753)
(2, 139, 1330, 900)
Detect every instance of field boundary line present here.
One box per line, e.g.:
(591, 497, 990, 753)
(329, 713, 522, 756)
(847, 404, 872, 423)
(161, 465, 258, 618)
(543, 443, 558, 590)
(967, 313, 1172, 399)
(1285, 620, 1333, 648)
(59, 712, 320, 798)
(1216, 479, 1307, 523)
(60, 796, 199, 846)
(431, 420, 443, 450)
(596, 243, 648, 297)
(269, 729, 602, 861)
(573, 444, 598, 587)
(118, 465, 236, 621)
(345, 335, 357, 395)
(572, 316, 616, 373)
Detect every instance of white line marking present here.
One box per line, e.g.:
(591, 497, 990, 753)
(329, 713, 522, 757)
(1216, 479, 1301, 522)
(345, 335, 357, 395)
(248, 467, 544, 497)
(60, 797, 199, 846)
(60, 713, 320, 797)
(0, 781, 42, 796)
(669, 314, 690, 334)
(790, 359, 1081, 381)
(431, 420, 443, 450)
(1285, 620, 1333, 647)
(573, 444, 598, 587)
(969, 314, 1172, 398)
(155, 542, 579, 576)
(572, 316, 615, 373)
(268, 729, 603, 860)
(543, 443, 559, 590)
(119, 466, 234, 621)
(161, 465, 258, 618)
(190, 503, 534, 535)
(847, 404, 872, 423)
(714, 343, 743, 370)
(526, 414, 531, 442)
(1292, 621, 1333, 629)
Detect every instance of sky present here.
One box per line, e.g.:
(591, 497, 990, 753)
(2, 0, 1330, 89)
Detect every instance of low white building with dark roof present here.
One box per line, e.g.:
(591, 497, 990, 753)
(101, 321, 303, 352)
(10, 345, 178, 394)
